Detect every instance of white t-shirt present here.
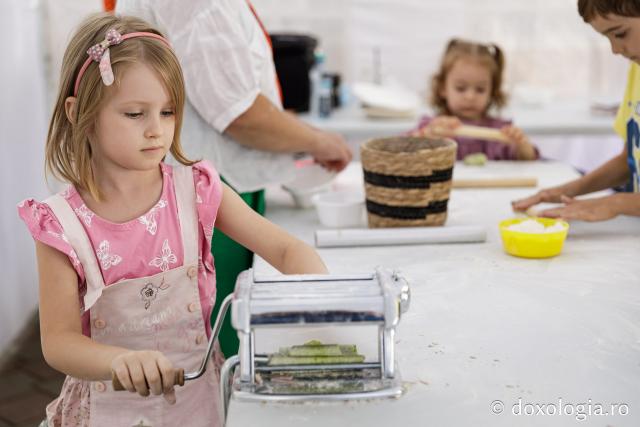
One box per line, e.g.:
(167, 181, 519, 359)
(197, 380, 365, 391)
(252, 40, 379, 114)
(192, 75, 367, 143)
(117, 0, 295, 192)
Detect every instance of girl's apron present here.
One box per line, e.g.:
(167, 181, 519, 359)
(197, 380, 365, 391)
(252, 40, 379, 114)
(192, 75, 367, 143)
(45, 166, 221, 427)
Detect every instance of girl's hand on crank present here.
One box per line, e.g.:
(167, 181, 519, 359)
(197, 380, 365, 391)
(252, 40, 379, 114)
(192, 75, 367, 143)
(111, 350, 177, 404)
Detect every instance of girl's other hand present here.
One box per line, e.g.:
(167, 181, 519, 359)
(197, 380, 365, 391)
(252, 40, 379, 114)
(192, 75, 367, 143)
(500, 125, 526, 145)
(111, 350, 177, 404)
(500, 125, 537, 160)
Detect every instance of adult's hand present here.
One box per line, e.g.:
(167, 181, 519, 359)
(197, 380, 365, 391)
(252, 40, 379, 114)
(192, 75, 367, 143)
(226, 95, 352, 172)
(310, 130, 352, 172)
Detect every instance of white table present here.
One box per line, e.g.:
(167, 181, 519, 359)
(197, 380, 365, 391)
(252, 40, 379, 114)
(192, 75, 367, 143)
(225, 161, 640, 427)
(302, 103, 618, 137)
(301, 105, 625, 173)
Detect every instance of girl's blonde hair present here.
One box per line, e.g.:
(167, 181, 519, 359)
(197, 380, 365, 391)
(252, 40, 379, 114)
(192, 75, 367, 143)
(46, 12, 195, 200)
(430, 38, 507, 115)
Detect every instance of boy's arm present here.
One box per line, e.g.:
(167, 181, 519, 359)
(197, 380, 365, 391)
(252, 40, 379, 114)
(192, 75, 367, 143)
(513, 150, 629, 211)
(214, 183, 328, 274)
(612, 193, 640, 216)
(570, 151, 630, 195)
(538, 192, 640, 221)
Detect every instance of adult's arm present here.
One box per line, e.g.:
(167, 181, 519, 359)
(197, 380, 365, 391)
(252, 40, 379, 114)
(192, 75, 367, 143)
(226, 94, 351, 170)
(155, 1, 351, 170)
(512, 151, 629, 211)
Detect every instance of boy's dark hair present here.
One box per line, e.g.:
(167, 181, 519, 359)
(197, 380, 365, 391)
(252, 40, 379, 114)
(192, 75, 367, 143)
(578, 0, 640, 22)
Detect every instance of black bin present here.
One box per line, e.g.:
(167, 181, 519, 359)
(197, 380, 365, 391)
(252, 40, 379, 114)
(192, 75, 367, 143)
(270, 33, 318, 112)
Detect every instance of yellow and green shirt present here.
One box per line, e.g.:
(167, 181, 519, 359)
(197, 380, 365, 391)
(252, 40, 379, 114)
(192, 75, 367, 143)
(614, 62, 640, 192)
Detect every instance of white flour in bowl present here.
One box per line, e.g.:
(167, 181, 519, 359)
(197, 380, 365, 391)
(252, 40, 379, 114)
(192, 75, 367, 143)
(507, 219, 565, 234)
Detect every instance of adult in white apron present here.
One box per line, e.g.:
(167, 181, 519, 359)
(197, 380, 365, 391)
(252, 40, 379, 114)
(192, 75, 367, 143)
(117, 0, 352, 358)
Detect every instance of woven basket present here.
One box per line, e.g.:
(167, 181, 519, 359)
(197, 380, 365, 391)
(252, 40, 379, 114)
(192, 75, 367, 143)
(360, 136, 457, 228)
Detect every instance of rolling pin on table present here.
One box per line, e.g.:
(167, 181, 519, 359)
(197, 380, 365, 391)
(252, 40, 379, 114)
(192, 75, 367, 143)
(452, 177, 537, 188)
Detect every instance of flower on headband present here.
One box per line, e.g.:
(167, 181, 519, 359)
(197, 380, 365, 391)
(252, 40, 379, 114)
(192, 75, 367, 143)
(87, 29, 122, 61)
(74, 29, 170, 96)
(86, 29, 122, 87)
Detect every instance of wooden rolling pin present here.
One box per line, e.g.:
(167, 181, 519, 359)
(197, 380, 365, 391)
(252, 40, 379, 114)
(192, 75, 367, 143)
(112, 368, 185, 391)
(454, 125, 510, 143)
(453, 177, 538, 188)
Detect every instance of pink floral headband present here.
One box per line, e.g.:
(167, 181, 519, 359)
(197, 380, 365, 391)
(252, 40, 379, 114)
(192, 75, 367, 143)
(73, 29, 171, 96)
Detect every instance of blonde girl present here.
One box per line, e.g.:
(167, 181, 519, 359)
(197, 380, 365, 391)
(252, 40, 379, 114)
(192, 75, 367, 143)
(18, 13, 327, 427)
(413, 38, 538, 161)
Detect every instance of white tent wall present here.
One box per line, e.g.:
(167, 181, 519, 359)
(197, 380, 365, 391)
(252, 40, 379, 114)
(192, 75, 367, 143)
(0, 0, 100, 362)
(1, 0, 49, 362)
(0, 0, 632, 356)
(253, 0, 628, 105)
(43, 0, 102, 102)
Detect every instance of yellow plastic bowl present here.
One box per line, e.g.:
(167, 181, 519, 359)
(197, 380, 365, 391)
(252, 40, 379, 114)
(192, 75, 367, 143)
(499, 217, 569, 259)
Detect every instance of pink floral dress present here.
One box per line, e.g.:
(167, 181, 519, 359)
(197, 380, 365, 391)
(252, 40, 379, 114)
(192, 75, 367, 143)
(18, 161, 225, 426)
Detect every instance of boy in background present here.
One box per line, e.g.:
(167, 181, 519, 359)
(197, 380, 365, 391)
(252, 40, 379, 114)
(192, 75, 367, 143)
(513, 0, 640, 221)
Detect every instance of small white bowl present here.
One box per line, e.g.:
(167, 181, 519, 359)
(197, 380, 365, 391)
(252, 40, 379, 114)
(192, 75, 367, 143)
(311, 190, 366, 228)
(282, 164, 336, 208)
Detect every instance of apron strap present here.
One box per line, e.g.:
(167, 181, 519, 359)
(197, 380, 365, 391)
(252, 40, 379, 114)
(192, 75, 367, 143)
(172, 165, 199, 265)
(45, 194, 106, 311)
(246, 0, 283, 103)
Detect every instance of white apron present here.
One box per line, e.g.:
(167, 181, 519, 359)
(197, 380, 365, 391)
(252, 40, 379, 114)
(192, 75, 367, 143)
(44, 166, 222, 427)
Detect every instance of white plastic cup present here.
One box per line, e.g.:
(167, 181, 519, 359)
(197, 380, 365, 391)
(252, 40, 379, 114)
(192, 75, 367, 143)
(311, 190, 366, 228)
